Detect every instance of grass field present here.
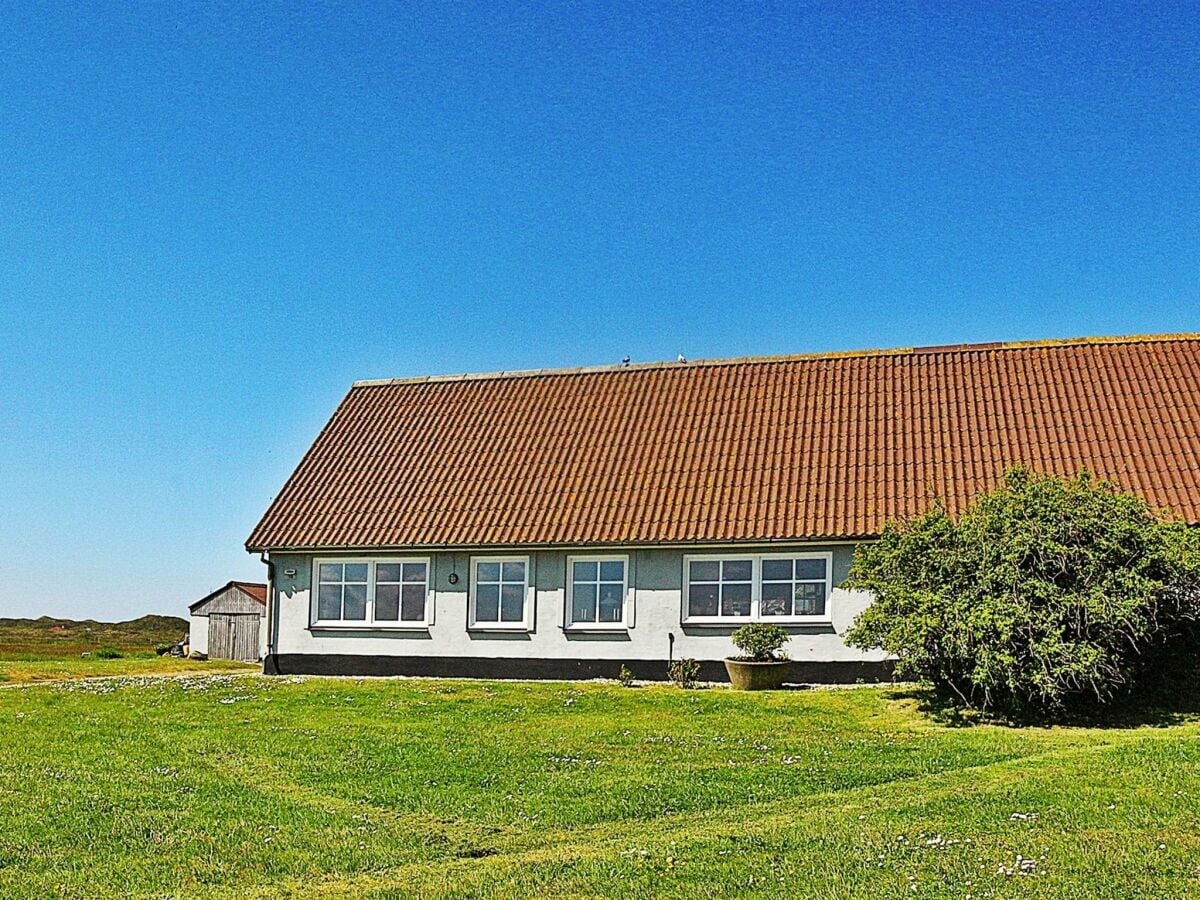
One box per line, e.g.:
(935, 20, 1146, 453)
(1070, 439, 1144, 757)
(0, 614, 253, 684)
(0, 613, 191, 659)
(1, 674, 1198, 898)
(0, 654, 255, 685)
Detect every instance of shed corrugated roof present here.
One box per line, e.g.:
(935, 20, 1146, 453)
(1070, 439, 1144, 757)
(246, 334, 1200, 551)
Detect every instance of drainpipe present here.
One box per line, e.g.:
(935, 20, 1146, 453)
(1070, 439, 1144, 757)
(668, 631, 675, 666)
(259, 551, 276, 672)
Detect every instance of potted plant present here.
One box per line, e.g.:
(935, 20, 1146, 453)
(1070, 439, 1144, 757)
(725, 623, 791, 690)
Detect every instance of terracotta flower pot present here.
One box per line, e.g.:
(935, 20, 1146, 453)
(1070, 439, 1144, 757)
(724, 658, 789, 690)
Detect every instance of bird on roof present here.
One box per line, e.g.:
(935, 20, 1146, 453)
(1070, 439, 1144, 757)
(677, 353, 687, 363)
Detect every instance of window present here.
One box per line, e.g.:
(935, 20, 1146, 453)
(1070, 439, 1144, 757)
(761, 556, 829, 618)
(374, 561, 430, 622)
(317, 562, 368, 622)
(566, 556, 630, 629)
(683, 553, 832, 624)
(469, 557, 533, 630)
(312, 558, 432, 627)
(686, 558, 753, 618)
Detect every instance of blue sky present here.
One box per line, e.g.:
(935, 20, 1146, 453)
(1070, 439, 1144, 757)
(1, 2, 1198, 621)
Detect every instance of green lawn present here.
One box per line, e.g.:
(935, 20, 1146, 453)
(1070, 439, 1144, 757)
(0, 654, 255, 685)
(0, 612, 253, 684)
(1, 675, 1198, 898)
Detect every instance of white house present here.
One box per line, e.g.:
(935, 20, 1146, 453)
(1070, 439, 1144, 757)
(245, 333, 1200, 681)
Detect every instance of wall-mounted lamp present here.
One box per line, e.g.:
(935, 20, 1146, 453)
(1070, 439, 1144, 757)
(447, 572, 460, 585)
(283, 568, 297, 577)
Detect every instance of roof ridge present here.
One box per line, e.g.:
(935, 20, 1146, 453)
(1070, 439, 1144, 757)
(351, 332, 1200, 388)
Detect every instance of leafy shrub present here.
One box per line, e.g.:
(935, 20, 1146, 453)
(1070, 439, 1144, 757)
(93, 647, 123, 660)
(667, 658, 701, 689)
(845, 467, 1200, 718)
(617, 664, 635, 687)
(730, 623, 790, 661)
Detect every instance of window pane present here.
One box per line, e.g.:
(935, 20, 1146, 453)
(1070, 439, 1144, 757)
(476, 562, 501, 582)
(761, 559, 793, 581)
(318, 563, 343, 583)
(500, 583, 524, 621)
(795, 582, 827, 616)
(401, 584, 425, 621)
(573, 560, 598, 582)
(402, 562, 427, 583)
(598, 582, 623, 622)
(501, 561, 525, 583)
(599, 560, 624, 582)
(344, 563, 368, 583)
(688, 582, 719, 617)
(376, 563, 402, 583)
(762, 582, 792, 616)
(318, 583, 342, 620)
(721, 582, 752, 617)
(795, 558, 827, 581)
(572, 582, 597, 623)
(690, 560, 720, 582)
(475, 583, 500, 621)
(722, 559, 753, 581)
(375, 584, 400, 621)
(343, 582, 367, 619)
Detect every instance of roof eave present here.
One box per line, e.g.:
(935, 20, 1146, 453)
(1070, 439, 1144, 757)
(245, 534, 879, 555)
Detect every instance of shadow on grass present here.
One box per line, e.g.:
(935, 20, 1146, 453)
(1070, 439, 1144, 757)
(883, 675, 1200, 730)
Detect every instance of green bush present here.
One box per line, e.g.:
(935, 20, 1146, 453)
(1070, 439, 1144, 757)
(667, 658, 701, 689)
(730, 623, 790, 661)
(93, 647, 123, 660)
(845, 467, 1200, 718)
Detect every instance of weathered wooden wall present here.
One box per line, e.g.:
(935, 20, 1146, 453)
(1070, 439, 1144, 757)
(192, 585, 264, 617)
(208, 613, 260, 661)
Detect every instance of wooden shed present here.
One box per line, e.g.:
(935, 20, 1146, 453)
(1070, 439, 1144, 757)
(188, 581, 267, 661)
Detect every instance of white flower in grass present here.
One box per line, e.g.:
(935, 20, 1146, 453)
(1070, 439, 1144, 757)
(997, 855, 1038, 877)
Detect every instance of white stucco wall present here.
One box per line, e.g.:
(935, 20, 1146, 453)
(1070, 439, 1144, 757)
(268, 544, 885, 665)
(188, 614, 208, 655)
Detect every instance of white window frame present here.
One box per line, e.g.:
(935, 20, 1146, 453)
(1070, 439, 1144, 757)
(564, 554, 632, 631)
(681, 551, 833, 626)
(310, 557, 434, 630)
(468, 555, 535, 632)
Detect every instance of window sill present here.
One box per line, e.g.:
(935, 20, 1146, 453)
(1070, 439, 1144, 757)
(682, 619, 833, 628)
(309, 623, 431, 632)
(563, 624, 629, 633)
(467, 624, 534, 633)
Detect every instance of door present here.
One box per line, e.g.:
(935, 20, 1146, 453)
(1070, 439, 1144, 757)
(209, 614, 261, 661)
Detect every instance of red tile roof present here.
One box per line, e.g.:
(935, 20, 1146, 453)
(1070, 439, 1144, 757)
(234, 582, 268, 604)
(246, 334, 1200, 551)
